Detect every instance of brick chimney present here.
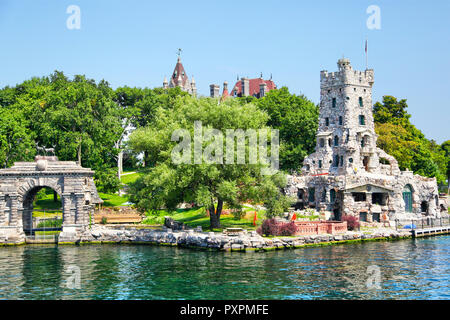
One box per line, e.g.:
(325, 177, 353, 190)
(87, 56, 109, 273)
(241, 78, 249, 96)
(210, 84, 220, 98)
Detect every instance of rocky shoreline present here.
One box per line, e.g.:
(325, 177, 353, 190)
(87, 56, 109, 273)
(52, 225, 414, 251)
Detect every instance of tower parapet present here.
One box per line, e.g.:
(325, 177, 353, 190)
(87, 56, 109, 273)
(321, 59, 374, 89)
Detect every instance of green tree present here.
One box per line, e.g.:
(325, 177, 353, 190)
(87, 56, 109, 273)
(255, 87, 319, 172)
(115, 86, 188, 167)
(374, 96, 447, 184)
(128, 96, 292, 229)
(0, 108, 35, 168)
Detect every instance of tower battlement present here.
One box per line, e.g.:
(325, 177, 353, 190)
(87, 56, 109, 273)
(320, 59, 374, 88)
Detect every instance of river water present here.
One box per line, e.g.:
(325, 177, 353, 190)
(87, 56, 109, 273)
(0, 235, 449, 300)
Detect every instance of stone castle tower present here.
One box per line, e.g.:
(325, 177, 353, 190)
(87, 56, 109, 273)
(163, 56, 196, 96)
(287, 58, 441, 224)
(309, 58, 382, 176)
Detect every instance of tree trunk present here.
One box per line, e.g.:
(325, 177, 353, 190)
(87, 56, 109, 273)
(117, 150, 123, 179)
(209, 199, 223, 229)
(77, 139, 82, 166)
(143, 151, 149, 167)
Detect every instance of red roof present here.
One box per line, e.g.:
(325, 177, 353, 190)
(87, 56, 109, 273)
(170, 57, 189, 87)
(230, 78, 277, 97)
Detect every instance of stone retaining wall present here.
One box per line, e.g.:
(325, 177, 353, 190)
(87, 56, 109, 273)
(52, 225, 412, 251)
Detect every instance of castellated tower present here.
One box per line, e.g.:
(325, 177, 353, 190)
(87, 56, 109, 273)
(310, 58, 379, 176)
(286, 58, 441, 225)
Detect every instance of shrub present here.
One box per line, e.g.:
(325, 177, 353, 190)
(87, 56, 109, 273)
(278, 221, 298, 236)
(95, 168, 121, 194)
(232, 209, 245, 220)
(37, 219, 62, 228)
(342, 215, 360, 231)
(257, 218, 298, 236)
(101, 217, 108, 224)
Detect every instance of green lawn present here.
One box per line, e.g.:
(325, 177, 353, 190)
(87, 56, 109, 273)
(142, 206, 267, 232)
(120, 171, 144, 185)
(98, 192, 130, 207)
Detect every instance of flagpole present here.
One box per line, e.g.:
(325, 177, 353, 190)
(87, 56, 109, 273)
(365, 39, 368, 70)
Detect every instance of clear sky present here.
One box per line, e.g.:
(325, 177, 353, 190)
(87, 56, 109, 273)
(0, 0, 448, 143)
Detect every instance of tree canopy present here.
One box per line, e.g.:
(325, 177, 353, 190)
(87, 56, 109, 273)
(374, 96, 447, 185)
(128, 96, 292, 228)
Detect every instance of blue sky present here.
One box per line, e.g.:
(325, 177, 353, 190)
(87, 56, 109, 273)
(0, 0, 449, 143)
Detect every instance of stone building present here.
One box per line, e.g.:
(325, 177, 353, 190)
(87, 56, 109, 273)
(163, 56, 197, 96)
(0, 156, 102, 243)
(286, 58, 441, 224)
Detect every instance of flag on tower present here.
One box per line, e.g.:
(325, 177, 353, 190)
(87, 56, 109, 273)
(365, 39, 368, 53)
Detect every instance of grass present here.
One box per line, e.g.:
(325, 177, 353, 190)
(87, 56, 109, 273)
(98, 192, 130, 207)
(120, 171, 144, 185)
(142, 206, 267, 232)
(35, 231, 60, 235)
(33, 193, 61, 211)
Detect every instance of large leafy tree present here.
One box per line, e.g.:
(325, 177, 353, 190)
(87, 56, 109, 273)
(0, 72, 128, 192)
(374, 96, 447, 184)
(255, 87, 319, 172)
(0, 108, 35, 168)
(441, 140, 450, 190)
(128, 96, 292, 229)
(115, 86, 189, 167)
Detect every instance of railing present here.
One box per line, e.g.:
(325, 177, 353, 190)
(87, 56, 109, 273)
(395, 216, 450, 231)
(294, 221, 347, 236)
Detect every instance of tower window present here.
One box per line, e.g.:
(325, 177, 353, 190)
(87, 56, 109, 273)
(339, 116, 343, 125)
(330, 189, 336, 203)
(334, 155, 339, 167)
(340, 156, 344, 166)
(319, 139, 325, 148)
(334, 135, 339, 146)
(325, 118, 329, 126)
(319, 160, 322, 168)
(359, 115, 365, 125)
(332, 98, 336, 108)
(359, 97, 363, 107)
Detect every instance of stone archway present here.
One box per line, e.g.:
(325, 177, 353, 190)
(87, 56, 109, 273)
(0, 156, 103, 244)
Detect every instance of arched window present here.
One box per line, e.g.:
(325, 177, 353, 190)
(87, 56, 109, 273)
(319, 139, 325, 148)
(339, 116, 343, 125)
(334, 155, 339, 167)
(318, 160, 322, 168)
(359, 115, 365, 125)
(334, 135, 339, 146)
(330, 189, 336, 203)
(359, 97, 363, 107)
(403, 184, 413, 213)
(325, 118, 329, 126)
(308, 188, 315, 202)
(332, 98, 336, 108)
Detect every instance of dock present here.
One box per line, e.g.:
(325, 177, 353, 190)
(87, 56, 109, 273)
(411, 226, 450, 238)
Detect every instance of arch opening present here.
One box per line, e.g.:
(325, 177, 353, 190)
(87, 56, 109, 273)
(22, 186, 63, 236)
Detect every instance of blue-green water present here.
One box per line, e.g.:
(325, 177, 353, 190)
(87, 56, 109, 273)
(1, 236, 450, 300)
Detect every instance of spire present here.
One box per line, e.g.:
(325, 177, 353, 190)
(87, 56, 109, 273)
(169, 54, 189, 89)
(221, 81, 229, 101)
